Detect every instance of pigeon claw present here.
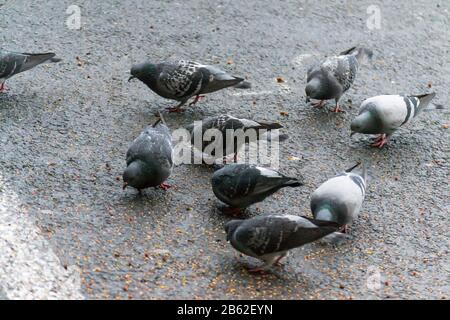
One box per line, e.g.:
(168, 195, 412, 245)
(247, 266, 266, 273)
(158, 182, 171, 191)
(221, 206, 243, 216)
(332, 104, 343, 113)
(165, 106, 185, 113)
(0, 83, 7, 92)
(370, 134, 388, 148)
(188, 95, 205, 106)
(311, 100, 325, 108)
(340, 225, 349, 234)
(273, 256, 285, 266)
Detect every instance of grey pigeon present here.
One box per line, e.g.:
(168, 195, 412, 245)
(129, 60, 245, 113)
(0, 51, 61, 91)
(305, 46, 372, 112)
(225, 214, 339, 272)
(310, 162, 367, 236)
(212, 164, 302, 215)
(123, 114, 174, 193)
(350, 93, 436, 148)
(185, 114, 284, 163)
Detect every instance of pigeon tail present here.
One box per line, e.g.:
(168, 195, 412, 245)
(283, 177, 303, 188)
(414, 92, 436, 111)
(254, 121, 283, 130)
(202, 75, 244, 93)
(340, 46, 373, 63)
(319, 231, 351, 245)
(233, 80, 252, 89)
(262, 131, 289, 143)
(220, 76, 244, 87)
(345, 161, 361, 173)
(23, 53, 60, 71)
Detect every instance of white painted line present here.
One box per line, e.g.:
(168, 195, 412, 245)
(0, 175, 84, 300)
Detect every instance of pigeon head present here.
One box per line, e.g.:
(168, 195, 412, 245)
(129, 62, 158, 82)
(305, 77, 325, 100)
(350, 111, 379, 134)
(224, 220, 243, 241)
(122, 160, 147, 190)
(314, 206, 339, 224)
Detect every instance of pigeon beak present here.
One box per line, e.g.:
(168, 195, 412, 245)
(305, 96, 311, 103)
(122, 182, 128, 190)
(128, 76, 136, 82)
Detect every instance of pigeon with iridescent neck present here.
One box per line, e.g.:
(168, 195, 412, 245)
(185, 114, 285, 163)
(0, 51, 61, 92)
(123, 114, 173, 193)
(129, 60, 245, 113)
(305, 46, 372, 112)
(212, 164, 303, 215)
(310, 162, 367, 237)
(350, 93, 436, 148)
(225, 215, 339, 272)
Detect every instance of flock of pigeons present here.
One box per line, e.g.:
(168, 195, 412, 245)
(0, 46, 438, 272)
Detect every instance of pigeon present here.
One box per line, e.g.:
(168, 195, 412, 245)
(123, 114, 174, 193)
(128, 60, 245, 113)
(350, 93, 436, 148)
(211, 164, 303, 215)
(185, 114, 285, 163)
(310, 162, 367, 236)
(305, 46, 372, 112)
(0, 51, 61, 92)
(225, 214, 340, 272)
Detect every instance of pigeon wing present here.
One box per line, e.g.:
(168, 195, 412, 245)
(0, 51, 26, 79)
(159, 60, 204, 99)
(235, 215, 338, 256)
(323, 55, 358, 92)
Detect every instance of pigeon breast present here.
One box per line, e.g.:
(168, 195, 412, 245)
(311, 172, 365, 225)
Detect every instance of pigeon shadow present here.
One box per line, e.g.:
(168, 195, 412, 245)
(227, 257, 316, 291)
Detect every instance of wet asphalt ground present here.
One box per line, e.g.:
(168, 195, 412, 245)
(0, 0, 449, 299)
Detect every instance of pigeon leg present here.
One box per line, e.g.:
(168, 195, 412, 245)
(371, 134, 388, 148)
(166, 100, 187, 113)
(221, 206, 243, 216)
(274, 253, 287, 266)
(340, 225, 349, 234)
(188, 95, 205, 106)
(158, 182, 172, 190)
(311, 100, 325, 108)
(233, 152, 238, 163)
(248, 257, 277, 273)
(372, 134, 385, 142)
(248, 266, 267, 273)
(0, 83, 6, 92)
(332, 103, 343, 113)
